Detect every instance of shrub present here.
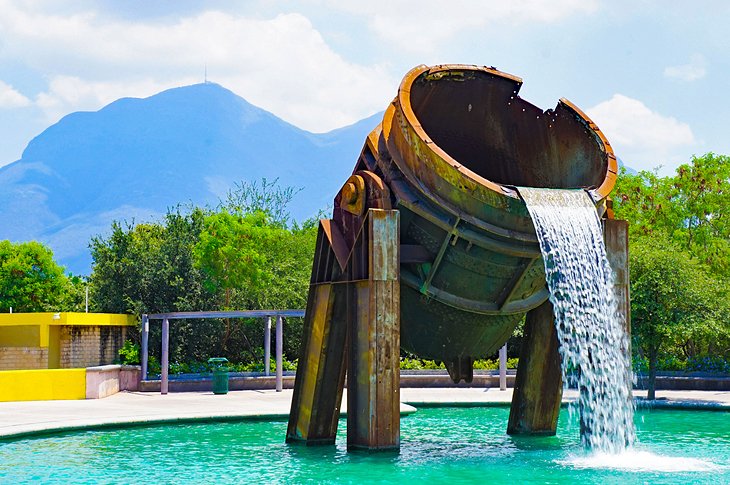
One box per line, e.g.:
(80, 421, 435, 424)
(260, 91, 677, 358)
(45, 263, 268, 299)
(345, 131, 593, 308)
(118, 340, 140, 365)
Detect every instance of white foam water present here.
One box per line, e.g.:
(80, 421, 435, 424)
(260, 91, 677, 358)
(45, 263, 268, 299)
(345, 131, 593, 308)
(559, 450, 723, 473)
(519, 188, 635, 453)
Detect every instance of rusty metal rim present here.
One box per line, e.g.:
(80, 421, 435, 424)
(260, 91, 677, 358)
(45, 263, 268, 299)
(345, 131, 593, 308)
(380, 105, 540, 247)
(396, 64, 509, 197)
(557, 98, 618, 201)
(396, 64, 617, 201)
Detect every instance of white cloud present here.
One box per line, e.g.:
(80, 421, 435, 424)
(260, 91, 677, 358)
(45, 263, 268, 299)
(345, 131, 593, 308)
(587, 94, 695, 173)
(0, 80, 31, 108)
(329, 0, 599, 53)
(0, 3, 396, 131)
(664, 54, 706, 82)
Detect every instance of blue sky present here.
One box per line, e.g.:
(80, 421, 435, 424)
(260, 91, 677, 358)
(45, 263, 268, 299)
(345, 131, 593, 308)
(1, 1, 728, 174)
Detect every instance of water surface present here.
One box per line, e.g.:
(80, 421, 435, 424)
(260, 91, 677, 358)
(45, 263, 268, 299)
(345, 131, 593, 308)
(1, 407, 726, 484)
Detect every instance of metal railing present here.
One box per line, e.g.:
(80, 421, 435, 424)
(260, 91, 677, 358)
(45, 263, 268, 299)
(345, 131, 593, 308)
(141, 310, 509, 394)
(141, 310, 305, 395)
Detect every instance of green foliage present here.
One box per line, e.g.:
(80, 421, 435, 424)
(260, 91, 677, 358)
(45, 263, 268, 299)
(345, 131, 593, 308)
(629, 236, 729, 397)
(613, 153, 730, 395)
(159, 357, 299, 376)
(400, 357, 444, 370)
(398, 357, 519, 370)
(633, 354, 730, 374)
(89, 207, 213, 315)
(118, 340, 141, 365)
(194, 211, 283, 306)
(473, 357, 520, 370)
(223, 178, 302, 228)
(614, 153, 730, 276)
(0, 240, 68, 312)
(58, 275, 89, 312)
(89, 180, 318, 368)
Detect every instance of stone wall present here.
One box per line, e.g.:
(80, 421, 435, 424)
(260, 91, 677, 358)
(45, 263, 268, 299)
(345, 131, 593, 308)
(59, 326, 127, 368)
(0, 347, 48, 370)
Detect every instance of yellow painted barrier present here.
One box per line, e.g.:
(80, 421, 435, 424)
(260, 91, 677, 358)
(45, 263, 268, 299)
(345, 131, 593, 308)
(0, 368, 86, 402)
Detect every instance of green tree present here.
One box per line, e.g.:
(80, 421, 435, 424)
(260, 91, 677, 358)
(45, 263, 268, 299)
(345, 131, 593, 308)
(614, 153, 730, 276)
(89, 179, 319, 366)
(630, 237, 727, 399)
(613, 153, 730, 378)
(194, 211, 276, 309)
(89, 207, 221, 362)
(223, 178, 302, 228)
(0, 240, 68, 312)
(58, 274, 89, 312)
(194, 178, 317, 360)
(671, 153, 730, 274)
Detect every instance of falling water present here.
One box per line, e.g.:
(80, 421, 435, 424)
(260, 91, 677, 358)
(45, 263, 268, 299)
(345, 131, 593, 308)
(519, 187, 635, 453)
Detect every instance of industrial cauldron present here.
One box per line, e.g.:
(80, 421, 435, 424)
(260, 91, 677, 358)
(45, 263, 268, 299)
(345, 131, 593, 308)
(288, 64, 619, 450)
(346, 64, 617, 381)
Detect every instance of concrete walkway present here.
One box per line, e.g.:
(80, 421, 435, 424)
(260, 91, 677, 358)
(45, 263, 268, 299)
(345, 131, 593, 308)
(1, 388, 728, 440)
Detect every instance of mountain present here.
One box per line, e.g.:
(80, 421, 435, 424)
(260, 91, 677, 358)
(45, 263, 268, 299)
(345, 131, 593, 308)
(0, 83, 383, 274)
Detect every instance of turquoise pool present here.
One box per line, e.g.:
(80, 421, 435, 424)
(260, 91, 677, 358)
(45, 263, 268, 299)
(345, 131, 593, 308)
(0, 407, 727, 484)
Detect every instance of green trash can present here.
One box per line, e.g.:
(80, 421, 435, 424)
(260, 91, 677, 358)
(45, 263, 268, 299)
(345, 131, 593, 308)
(208, 357, 230, 395)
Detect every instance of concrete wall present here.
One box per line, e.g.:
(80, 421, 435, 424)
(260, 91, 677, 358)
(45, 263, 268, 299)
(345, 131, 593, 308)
(85, 365, 120, 399)
(85, 365, 142, 398)
(59, 326, 127, 368)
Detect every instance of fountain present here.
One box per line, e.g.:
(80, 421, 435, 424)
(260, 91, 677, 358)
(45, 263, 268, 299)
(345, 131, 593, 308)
(0, 65, 726, 485)
(519, 188, 635, 452)
(286, 64, 632, 451)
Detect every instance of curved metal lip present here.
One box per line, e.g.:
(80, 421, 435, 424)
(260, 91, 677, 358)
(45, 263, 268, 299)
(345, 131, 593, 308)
(396, 64, 618, 202)
(380, 110, 540, 247)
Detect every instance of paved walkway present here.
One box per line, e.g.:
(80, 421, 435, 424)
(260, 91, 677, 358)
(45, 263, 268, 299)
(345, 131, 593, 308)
(1, 388, 728, 440)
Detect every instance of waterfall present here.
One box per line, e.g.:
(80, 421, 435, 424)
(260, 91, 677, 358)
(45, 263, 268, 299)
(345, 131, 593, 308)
(519, 187, 635, 453)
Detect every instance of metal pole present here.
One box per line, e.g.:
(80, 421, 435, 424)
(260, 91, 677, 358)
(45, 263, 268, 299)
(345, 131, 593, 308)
(161, 318, 170, 395)
(264, 316, 271, 377)
(141, 314, 149, 380)
(85, 286, 89, 313)
(499, 344, 507, 391)
(276, 315, 283, 392)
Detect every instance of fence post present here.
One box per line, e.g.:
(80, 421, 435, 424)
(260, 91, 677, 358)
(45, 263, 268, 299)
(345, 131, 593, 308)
(499, 344, 507, 391)
(265, 316, 272, 377)
(161, 317, 170, 395)
(276, 315, 283, 392)
(141, 314, 149, 380)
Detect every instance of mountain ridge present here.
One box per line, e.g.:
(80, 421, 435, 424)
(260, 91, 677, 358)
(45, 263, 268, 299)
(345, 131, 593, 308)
(0, 82, 382, 274)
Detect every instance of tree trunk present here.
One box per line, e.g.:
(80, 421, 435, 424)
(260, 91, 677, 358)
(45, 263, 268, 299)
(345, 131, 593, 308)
(647, 350, 658, 400)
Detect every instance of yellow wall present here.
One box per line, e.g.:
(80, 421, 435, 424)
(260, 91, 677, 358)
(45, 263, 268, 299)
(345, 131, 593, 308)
(0, 312, 136, 327)
(0, 325, 40, 346)
(0, 369, 86, 402)
(48, 326, 60, 368)
(0, 313, 135, 370)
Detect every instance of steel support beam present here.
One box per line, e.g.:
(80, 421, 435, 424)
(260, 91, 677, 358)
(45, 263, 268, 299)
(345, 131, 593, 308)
(603, 219, 630, 335)
(346, 209, 400, 451)
(287, 222, 350, 445)
(507, 299, 562, 435)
